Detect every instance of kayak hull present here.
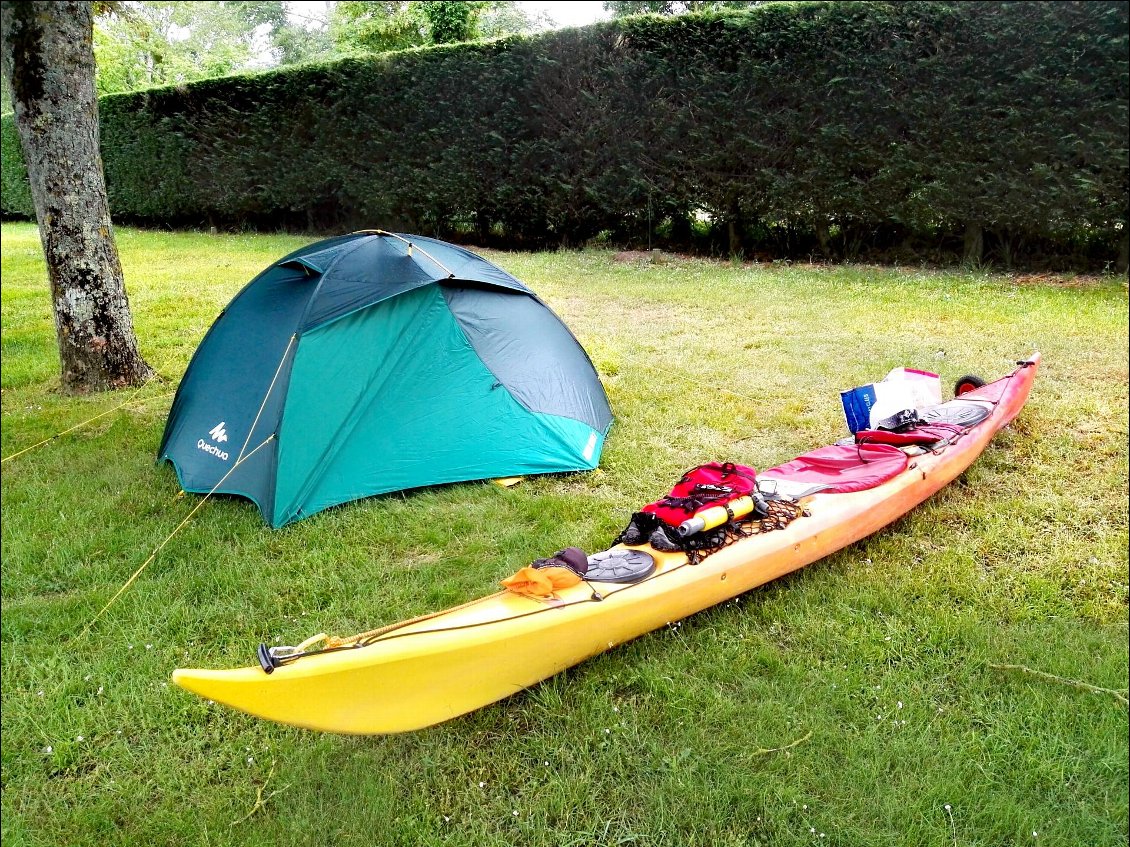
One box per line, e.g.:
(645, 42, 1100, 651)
(173, 355, 1039, 734)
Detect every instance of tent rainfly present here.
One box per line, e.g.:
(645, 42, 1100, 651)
(158, 232, 613, 527)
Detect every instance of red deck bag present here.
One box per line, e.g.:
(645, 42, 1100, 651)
(760, 443, 908, 494)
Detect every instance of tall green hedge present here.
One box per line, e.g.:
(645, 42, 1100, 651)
(3, 1, 1127, 268)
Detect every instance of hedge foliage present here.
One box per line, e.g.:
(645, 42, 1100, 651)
(3, 1, 1128, 267)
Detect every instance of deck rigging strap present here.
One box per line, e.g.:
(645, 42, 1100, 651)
(616, 497, 805, 565)
(262, 553, 707, 669)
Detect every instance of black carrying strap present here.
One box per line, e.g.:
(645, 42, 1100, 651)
(663, 462, 757, 514)
(875, 408, 922, 432)
(658, 487, 731, 513)
(676, 461, 755, 486)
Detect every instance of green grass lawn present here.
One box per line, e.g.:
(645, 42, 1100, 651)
(1, 221, 1127, 846)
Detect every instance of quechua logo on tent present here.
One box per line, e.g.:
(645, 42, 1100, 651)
(198, 421, 231, 461)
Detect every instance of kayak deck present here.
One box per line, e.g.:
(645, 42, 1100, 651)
(173, 356, 1039, 733)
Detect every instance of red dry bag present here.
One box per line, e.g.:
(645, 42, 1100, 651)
(642, 461, 758, 528)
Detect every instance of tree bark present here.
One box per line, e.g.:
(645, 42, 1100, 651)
(962, 221, 984, 266)
(815, 218, 831, 257)
(726, 203, 744, 258)
(1, 1, 152, 393)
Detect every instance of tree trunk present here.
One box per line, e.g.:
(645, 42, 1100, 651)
(815, 218, 831, 257)
(1117, 226, 1128, 277)
(1, 0, 152, 394)
(963, 221, 984, 266)
(726, 203, 744, 258)
(669, 208, 692, 250)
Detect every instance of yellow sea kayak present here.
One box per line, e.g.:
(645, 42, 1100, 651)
(173, 355, 1039, 734)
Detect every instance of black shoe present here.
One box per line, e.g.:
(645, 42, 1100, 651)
(649, 524, 681, 552)
(620, 514, 647, 546)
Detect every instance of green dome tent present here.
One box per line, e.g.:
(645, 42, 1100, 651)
(158, 232, 612, 527)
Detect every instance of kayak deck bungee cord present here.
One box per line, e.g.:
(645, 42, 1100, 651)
(173, 355, 1039, 734)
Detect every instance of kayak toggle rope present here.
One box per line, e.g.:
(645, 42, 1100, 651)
(266, 592, 510, 658)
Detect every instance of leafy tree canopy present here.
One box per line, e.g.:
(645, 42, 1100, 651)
(92, 1, 311, 94)
(88, 1, 545, 95)
(422, 1, 475, 44)
(327, 1, 546, 55)
(603, 1, 760, 16)
(327, 1, 427, 53)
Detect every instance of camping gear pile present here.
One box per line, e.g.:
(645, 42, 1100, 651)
(840, 366, 944, 433)
(612, 461, 805, 563)
(153, 221, 1045, 736)
(172, 356, 1040, 734)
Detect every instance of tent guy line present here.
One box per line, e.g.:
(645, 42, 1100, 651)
(2, 348, 196, 464)
(76, 433, 277, 640)
(236, 333, 295, 462)
(0, 388, 176, 464)
(75, 331, 307, 636)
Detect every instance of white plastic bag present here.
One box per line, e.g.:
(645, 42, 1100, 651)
(842, 367, 943, 432)
(882, 367, 942, 408)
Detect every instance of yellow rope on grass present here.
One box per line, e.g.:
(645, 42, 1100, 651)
(230, 760, 290, 827)
(748, 730, 813, 757)
(74, 334, 298, 638)
(1, 388, 175, 464)
(990, 663, 1129, 705)
(77, 434, 275, 639)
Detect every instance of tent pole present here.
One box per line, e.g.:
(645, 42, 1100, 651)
(352, 229, 455, 278)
